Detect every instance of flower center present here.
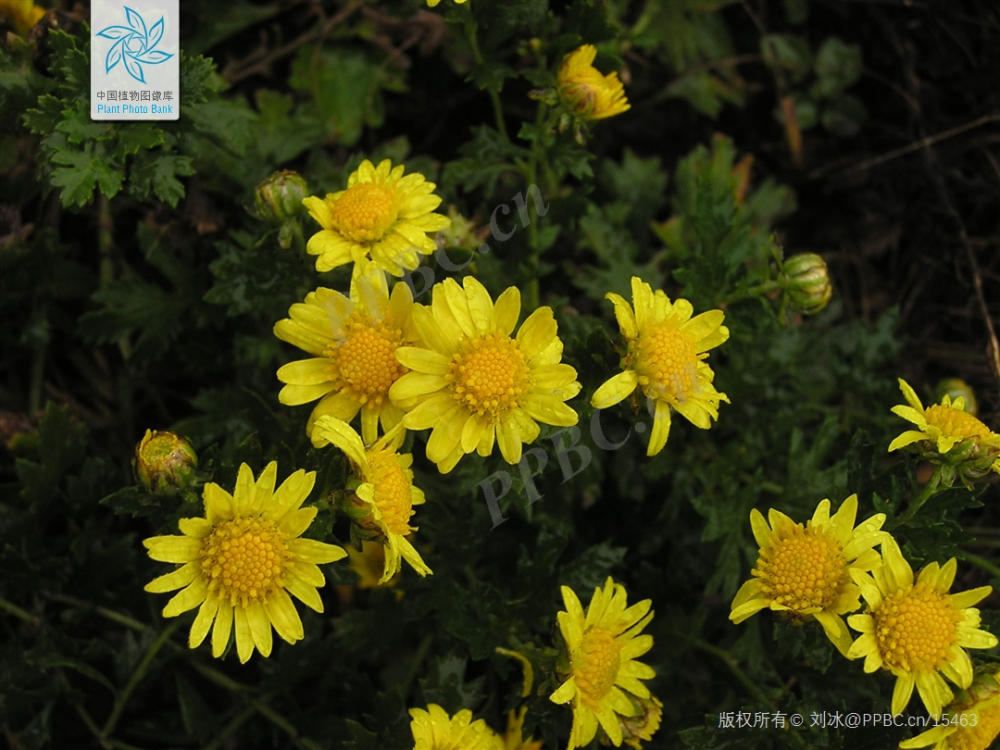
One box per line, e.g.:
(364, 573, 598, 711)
(367, 449, 414, 536)
(949, 699, 1000, 750)
(753, 524, 847, 611)
(925, 404, 990, 440)
(873, 582, 961, 673)
(631, 324, 699, 403)
(446, 333, 531, 420)
(200, 517, 292, 607)
(329, 183, 399, 243)
(330, 311, 406, 406)
(573, 628, 621, 707)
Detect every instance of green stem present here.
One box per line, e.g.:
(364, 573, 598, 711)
(203, 705, 256, 750)
(683, 635, 774, 707)
(720, 279, 783, 306)
(960, 549, 1000, 579)
(0, 596, 40, 625)
(401, 633, 434, 700)
(102, 622, 179, 737)
(464, 21, 508, 143)
(889, 466, 943, 530)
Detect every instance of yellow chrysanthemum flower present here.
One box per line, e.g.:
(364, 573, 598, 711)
(312, 417, 431, 583)
(345, 540, 399, 590)
(618, 694, 662, 750)
(143, 462, 346, 663)
(389, 277, 581, 473)
(274, 269, 418, 447)
(889, 378, 1000, 477)
(550, 578, 656, 750)
(411, 704, 504, 750)
(898, 670, 1000, 750)
(591, 276, 729, 456)
(303, 159, 450, 277)
(557, 45, 630, 120)
(0, 0, 46, 35)
(847, 535, 998, 718)
(729, 494, 886, 656)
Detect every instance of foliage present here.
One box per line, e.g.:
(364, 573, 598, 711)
(2, 2, 997, 750)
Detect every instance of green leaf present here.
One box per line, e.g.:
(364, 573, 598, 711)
(813, 37, 862, 99)
(760, 34, 813, 84)
(418, 654, 486, 712)
(48, 144, 124, 207)
(129, 150, 195, 206)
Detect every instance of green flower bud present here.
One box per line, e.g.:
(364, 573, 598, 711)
(253, 170, 308, 224)
(934, 378, 978, 417)
(782, 252, 832, 316)
(134, 429, 198, 494)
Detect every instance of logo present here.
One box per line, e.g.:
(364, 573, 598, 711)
(96, 6, 174, 85)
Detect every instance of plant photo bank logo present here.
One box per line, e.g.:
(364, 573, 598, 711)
(91, 0, 179, 120)
(97, 6, 174, 84)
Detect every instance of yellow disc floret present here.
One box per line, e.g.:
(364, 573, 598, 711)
(574, 628, 622, 708)
(330, 312, 407, 406)
(328, 183, 399, 243)
(874, 583, 962, 673)
(925, 405, 991, 441)
(753, 525, 848, 611)
(949, 701, 1000, 750)
(200, 517, 293, 607)
(447, 333, 531, 419)
(367, 448, 415, 536)
(632, 325, 699, 403)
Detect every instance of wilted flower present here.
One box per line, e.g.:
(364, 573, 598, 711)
(134, 429, 198, 494)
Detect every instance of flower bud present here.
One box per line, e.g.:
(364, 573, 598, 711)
(934, 378, 978, 417)
(781, 252, 832, 315)
(253, 170, 308, 224)
(134, 430, 198, 494)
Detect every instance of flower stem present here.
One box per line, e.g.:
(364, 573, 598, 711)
(889, 465, 942, 529)
(960, 549, 1000, 579)
(102, 621, 180, 737)
(464, 20, 508, 143)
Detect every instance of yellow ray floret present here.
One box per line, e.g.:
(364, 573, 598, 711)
(847, 535, 997, 718)
(730, 494, 886, 656)
(312, 417, 431, 583)
(889, 378, 1000, 475)
(557, 45, 630, 121)
(410, 704, 504, 750)
(303, 159, 450, 277)
(389, 276, 581, 473)
(898, 669, 1000, 750)
(274, 268, 418, 447)
(550, 578, 656, 750)
(143, 462, 347, 663)
(591, 276, 729, 456)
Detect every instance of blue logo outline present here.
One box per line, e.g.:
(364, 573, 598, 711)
(96, 6, 174, 85)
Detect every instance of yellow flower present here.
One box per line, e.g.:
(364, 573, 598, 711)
(0, 0, 45, 35)
(550, 578, 656, 750)
(557, 45, 630, 120)
(312, 417, 431, 583)
(410, 704, 504, 750)
(274, 269, 418, 447)
(591, 276, 729, 456)
(143, 462, 346, 663)
(847, 535, 998, 718)
(426, 0, 468, 6)
(729, 494, 886, 656)
(303, 159, 450, 277)
(389, 277, 581, 473)
(889, 378, 1000, 477)
(898, 670, 1000, 750)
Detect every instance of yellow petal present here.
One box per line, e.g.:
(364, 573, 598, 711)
(647, 399, 672, 456)
(263, 588, 304, 644)
(211, 600, 234, 658)
(234, 605, 254, 664)
(311, 417, 369, 472)
(163, 577, 208, 618)
(493, 287, 520, 336)
(287, 537, 348, 564)
(590, 370, 638, 409)
(516, 308, 557, 359)
(145, 562, 198, 594)
(246, 601, 273, 658)
(605, 292, 637, 340)
(144, 536, 201, 564)
(189, 594, 218, 649)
